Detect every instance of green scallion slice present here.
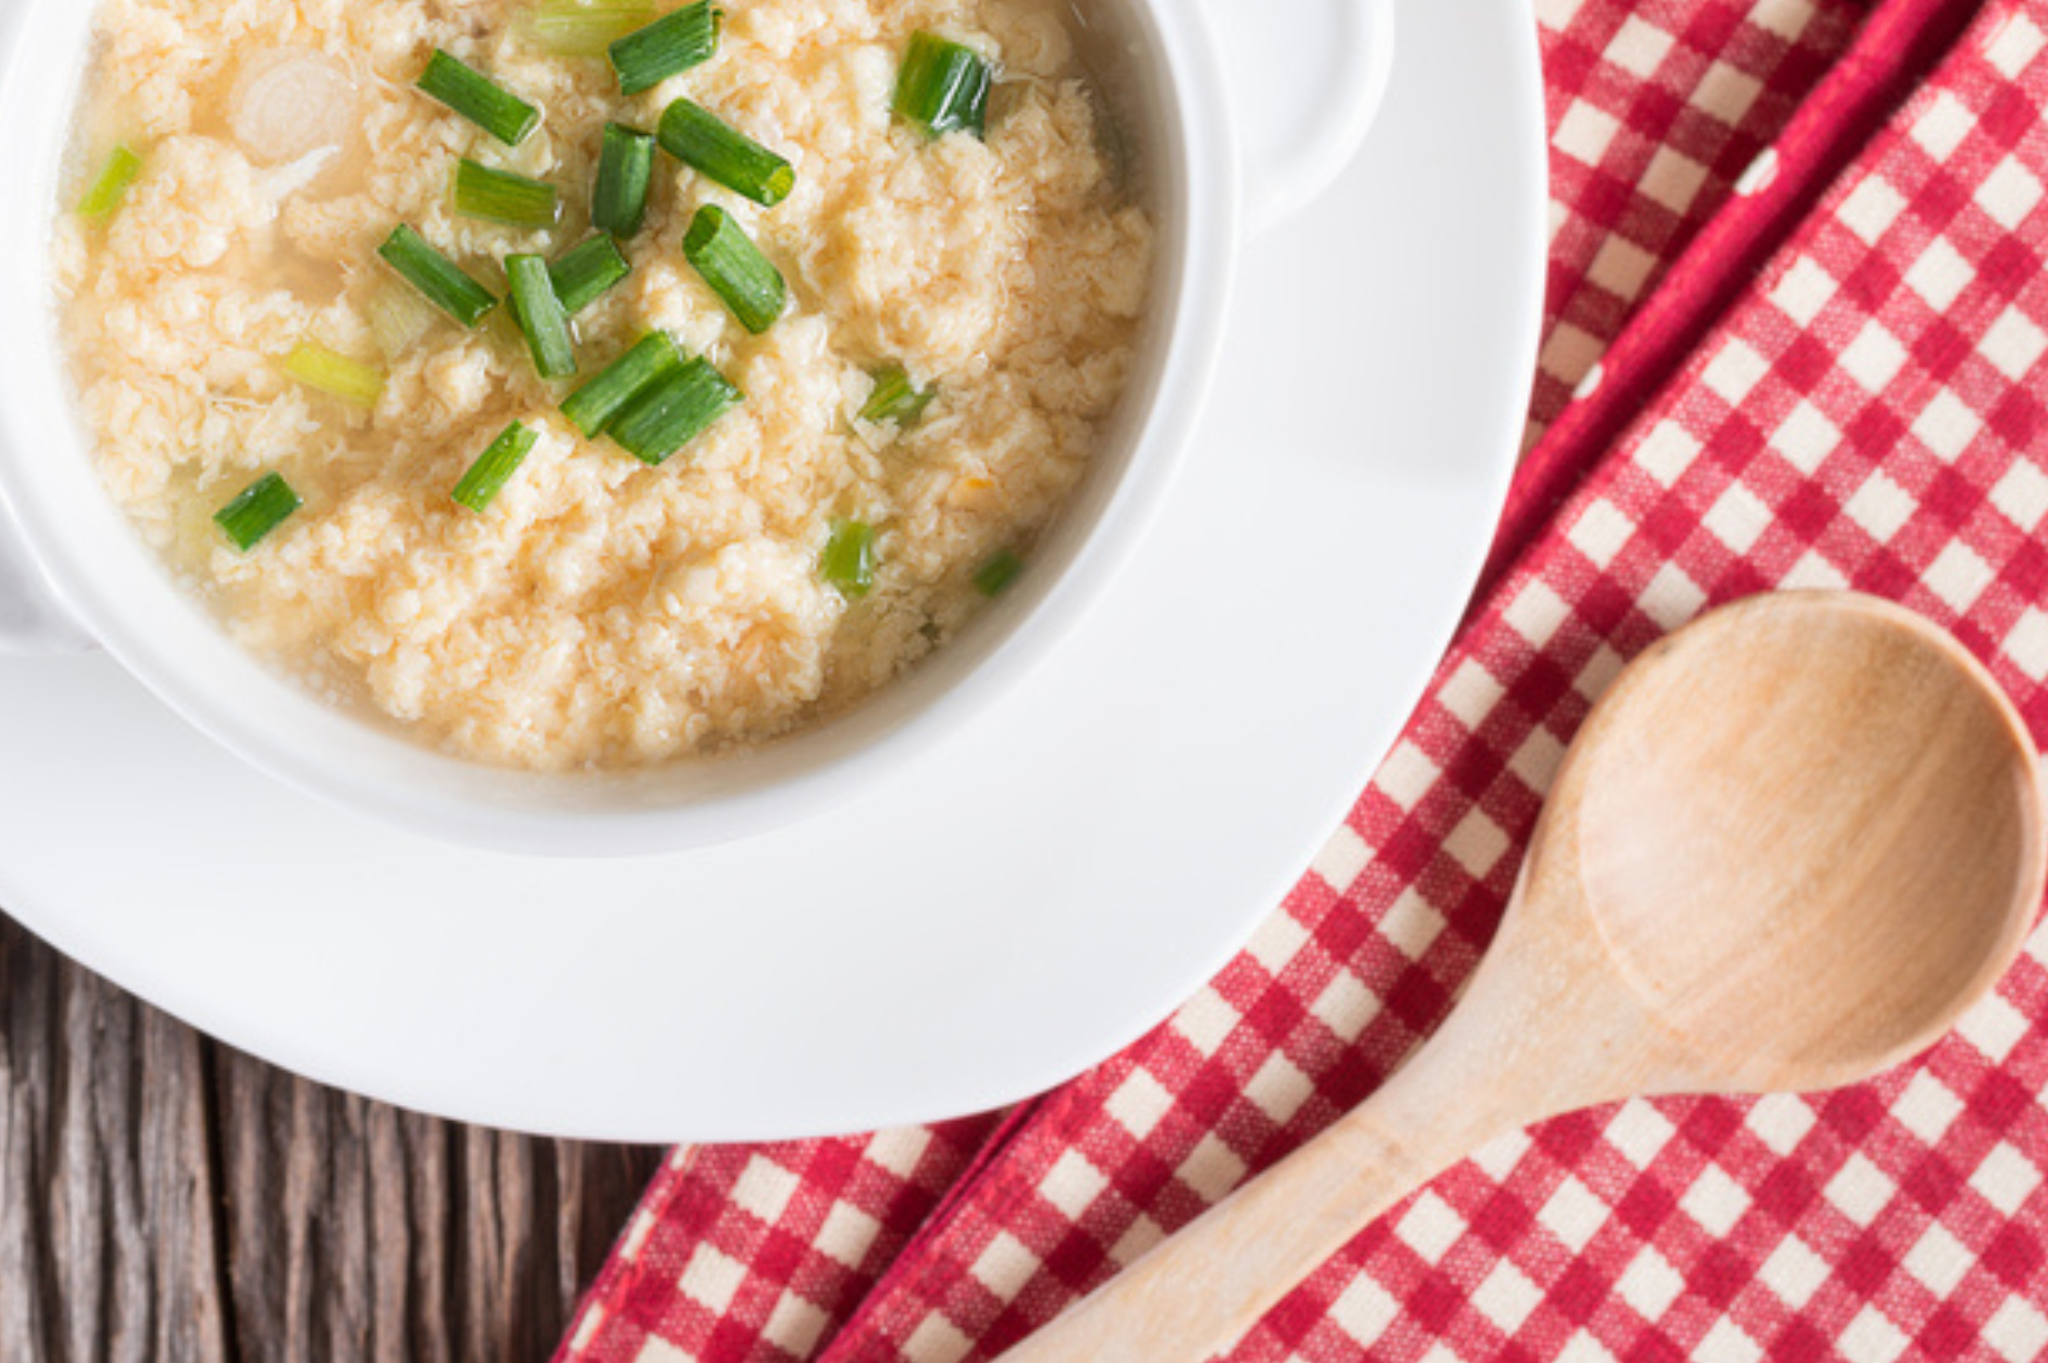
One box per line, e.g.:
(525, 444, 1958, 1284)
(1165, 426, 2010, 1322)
(453, 159, 561, 229)
(860, 363, 936, 427)
(560, 332, 684, 437)
(366, 284, 437, 359)
(507, 254, 578, 380)
(657, 100, 795, 207)
(282, 343, 385, 409)
(683, 205, 785, 335)
(549, 235, 633, 314)
(453, 422, 540, 513)
(973, 549, 1024, 597)
(820, 519, 878, 598)
(417, 49, 541, 146)
(610, 1, 721, 97)
(78, 145, 144, 220)
(593, 123, 658, 237)
(894, 32, 991, 139)
(608, 358, 742, 465)
(518, 0, 659, 56)
(378, 225, 498, 328)
(214, 472, 302, 552)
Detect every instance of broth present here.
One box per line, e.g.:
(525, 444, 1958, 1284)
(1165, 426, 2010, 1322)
(54, 0, 1154, 771)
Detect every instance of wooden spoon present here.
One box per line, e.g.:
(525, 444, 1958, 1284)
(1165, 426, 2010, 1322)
(1006, 591, 2045, 1362)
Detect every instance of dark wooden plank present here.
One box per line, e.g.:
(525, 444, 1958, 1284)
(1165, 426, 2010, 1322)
(0, 916, 229, 1363)
(0, 914, 665, 1363)
(214, 1059, 663, 1361)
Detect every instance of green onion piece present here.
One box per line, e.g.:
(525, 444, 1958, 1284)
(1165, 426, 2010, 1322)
(549, 235, 633, 314)
(820, 519, 878, 598)
(894, 33, 992, 139)
(860, 363, 936, 427)
(282, 343, 385, 409)
(683, 206, 785, 335)
(973, 549, 1024, 598)
(657, 100, 795, 207)
(417, 49, 541, 146)
(77, 145, 144, 220)
(610, 1, 721, 96)
(518, 0, 658, 56)
(608, 358, 742, 465)
(453, 422, 541, 513)
(452, 159, 561, 229)
(593, 123, 658, 236)
(560, 332, 684, 437)
(214, 472, 302, 552)
(366, 284, 436, 359)
(378, 225, 499, 328)
(507, 254, 578, 380)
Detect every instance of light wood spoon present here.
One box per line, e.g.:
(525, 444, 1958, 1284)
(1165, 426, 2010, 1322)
(1006, 591, 2045, 1362)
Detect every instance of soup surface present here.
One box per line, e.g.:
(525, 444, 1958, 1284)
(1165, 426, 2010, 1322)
(54, 0, 1152, 769)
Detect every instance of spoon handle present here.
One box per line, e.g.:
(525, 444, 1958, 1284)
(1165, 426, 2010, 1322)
(998, 896, 1652, 1363)
(994, 1094, 1477, 1359)
(998, 964, 1575, 1362)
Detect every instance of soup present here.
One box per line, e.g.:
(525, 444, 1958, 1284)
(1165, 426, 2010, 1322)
(53, 0, 1153, 771)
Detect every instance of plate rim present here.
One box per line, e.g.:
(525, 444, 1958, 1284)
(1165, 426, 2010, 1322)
(0, 0, 1549, 1142)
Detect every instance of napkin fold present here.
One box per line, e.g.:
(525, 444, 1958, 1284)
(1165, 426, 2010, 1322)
(563, 1, 2048, 1358)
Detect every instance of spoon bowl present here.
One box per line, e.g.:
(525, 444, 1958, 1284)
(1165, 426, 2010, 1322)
(1557, 591, 2044, 1093)
(1005, 591, 2045, 1362)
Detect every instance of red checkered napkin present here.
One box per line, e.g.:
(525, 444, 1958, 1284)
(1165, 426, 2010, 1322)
(562, 1, 2048, 1359)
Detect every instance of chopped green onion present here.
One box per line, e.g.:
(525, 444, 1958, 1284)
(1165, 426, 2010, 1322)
(507, 254, 578, 380)
(593, 123, 658, 237)
(214, 473, 302, 552)
(657, 100, 794, 207)
(282, 343, 385, 409)
(860, 363, 936, 427)
(482, 302, 526, 354)
(453, 159, 561, 229)
(608, 358, 742, 465)
(366, 284, 437, 359)
(378, 225, 499, 328)
(453, 422, 540, 513)
(973, 549, 1024, 597)
(549, 235, 633, 314)
(610, 1, 721, 96)
(560, 332, 684, 437)
(683, 206, 785, 335)
(77, 145, 143, 220)
(518, 0, 658, 56)
(417, 49, 541, 146)
(820, 519, 878, 598)
(894, 33, 992, 139)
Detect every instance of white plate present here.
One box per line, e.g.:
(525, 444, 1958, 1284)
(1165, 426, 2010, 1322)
(0, 0, 1544, 1142)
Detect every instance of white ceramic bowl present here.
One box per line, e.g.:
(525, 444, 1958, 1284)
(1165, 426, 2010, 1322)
(0, 0, 1393, 857)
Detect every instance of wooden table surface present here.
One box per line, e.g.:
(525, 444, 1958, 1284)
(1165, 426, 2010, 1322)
(0, 912, 665, 1363)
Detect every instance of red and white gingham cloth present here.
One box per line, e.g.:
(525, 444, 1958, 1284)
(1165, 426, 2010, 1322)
(561, 1, 2048, 1358)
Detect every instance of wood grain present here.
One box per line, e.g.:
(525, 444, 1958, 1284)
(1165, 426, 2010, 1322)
(0, 915, 227, 1363)
(0, 914, 664, 1363)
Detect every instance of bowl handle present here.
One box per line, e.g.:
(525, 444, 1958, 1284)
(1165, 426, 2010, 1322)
(0, 494, 94, 656)
(1200, 0, 1395, 237)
